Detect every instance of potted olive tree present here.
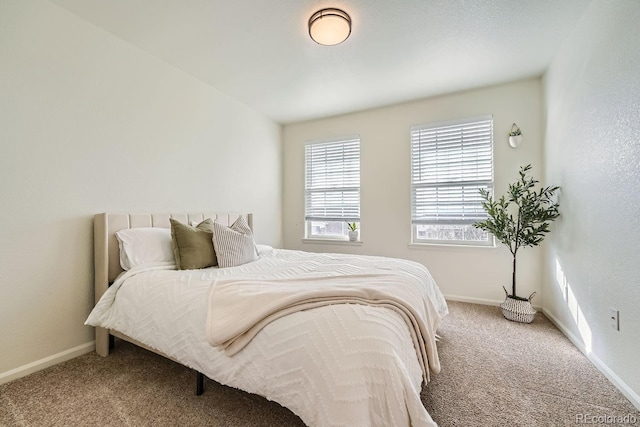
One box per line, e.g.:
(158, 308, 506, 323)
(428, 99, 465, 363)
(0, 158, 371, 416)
(473, 164, 560, 323)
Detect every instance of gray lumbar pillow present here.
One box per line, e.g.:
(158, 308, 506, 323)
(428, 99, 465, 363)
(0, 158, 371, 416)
(170, 218, 217, 270)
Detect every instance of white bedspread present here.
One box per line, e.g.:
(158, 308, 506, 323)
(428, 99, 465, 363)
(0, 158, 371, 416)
(86, 246, 448, 427)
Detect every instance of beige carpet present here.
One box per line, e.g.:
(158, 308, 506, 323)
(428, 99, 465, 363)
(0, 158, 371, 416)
(1, 301, 637, 426)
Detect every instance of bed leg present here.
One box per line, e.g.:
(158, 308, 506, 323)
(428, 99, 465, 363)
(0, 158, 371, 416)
(196, 371, 204, 396)
(95, 327, 110, 357)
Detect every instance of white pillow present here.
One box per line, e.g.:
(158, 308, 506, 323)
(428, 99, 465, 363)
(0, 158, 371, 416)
(212, 216, 258, 268)
(115, 227, 174, 270)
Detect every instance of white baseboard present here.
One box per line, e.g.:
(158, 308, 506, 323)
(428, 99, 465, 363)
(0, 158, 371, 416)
(445, 294, 502, 306)
(444, 294, 543, 310)
(0, 341, 95, 386)
(542, 309, 640, 411)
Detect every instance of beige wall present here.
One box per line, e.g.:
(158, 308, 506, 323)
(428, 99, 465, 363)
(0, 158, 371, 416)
(542, 0, 640, 406)
(0, 0, 281, 380)
(283, 78, 544, 304)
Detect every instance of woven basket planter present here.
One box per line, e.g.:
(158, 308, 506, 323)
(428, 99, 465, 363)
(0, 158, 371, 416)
(500, 288, 536, 323)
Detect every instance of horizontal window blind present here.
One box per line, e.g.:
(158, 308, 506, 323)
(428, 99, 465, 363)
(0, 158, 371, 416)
(305, 137, 360, 222)
(411, 116, 493, 225)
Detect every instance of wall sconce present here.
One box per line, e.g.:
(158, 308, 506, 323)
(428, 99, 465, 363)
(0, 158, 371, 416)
(308, 8, 351, 46)
(508, 123, 523, 148)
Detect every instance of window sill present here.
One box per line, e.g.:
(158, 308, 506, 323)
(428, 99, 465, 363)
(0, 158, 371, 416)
(408, 242, 496, 250)
(302, 238, 363, 246)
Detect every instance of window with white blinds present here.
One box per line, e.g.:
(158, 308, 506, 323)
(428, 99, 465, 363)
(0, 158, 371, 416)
(410, 115, 493, 245)
(305, 137, 360, 239)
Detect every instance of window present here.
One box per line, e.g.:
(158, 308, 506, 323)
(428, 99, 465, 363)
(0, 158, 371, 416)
(305, 136, 360, 240)
(410, 115, 493, 245)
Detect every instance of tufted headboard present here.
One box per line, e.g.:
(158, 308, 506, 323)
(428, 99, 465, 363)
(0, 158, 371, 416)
(93, 212, 253, 303)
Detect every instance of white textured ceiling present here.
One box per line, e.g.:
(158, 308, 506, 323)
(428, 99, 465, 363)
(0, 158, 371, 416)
(51, 0, 591, 124)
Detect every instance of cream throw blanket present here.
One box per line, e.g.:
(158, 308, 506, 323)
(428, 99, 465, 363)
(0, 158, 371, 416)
(205, 273, 441, 382)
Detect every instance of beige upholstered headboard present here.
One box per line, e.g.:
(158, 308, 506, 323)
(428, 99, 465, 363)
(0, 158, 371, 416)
(93, 212, 252, 356)
(94, 212, 253, 301)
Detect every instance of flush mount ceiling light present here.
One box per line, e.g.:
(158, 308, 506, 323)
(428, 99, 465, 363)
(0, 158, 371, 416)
(308, 8, 351, 46)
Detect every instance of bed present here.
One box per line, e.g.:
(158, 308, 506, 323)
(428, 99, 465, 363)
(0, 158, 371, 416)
(86, 212, 449, 427)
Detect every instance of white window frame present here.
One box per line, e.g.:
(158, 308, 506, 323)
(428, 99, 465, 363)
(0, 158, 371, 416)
(410, 115, 494, 246)
(304, 136, 360, 241)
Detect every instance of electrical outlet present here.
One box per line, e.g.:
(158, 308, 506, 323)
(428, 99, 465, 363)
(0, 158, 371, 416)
(609, 308, 619, 331)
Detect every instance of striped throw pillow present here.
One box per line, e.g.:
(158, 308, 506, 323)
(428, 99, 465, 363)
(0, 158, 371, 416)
(212, 216, 258, 268)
